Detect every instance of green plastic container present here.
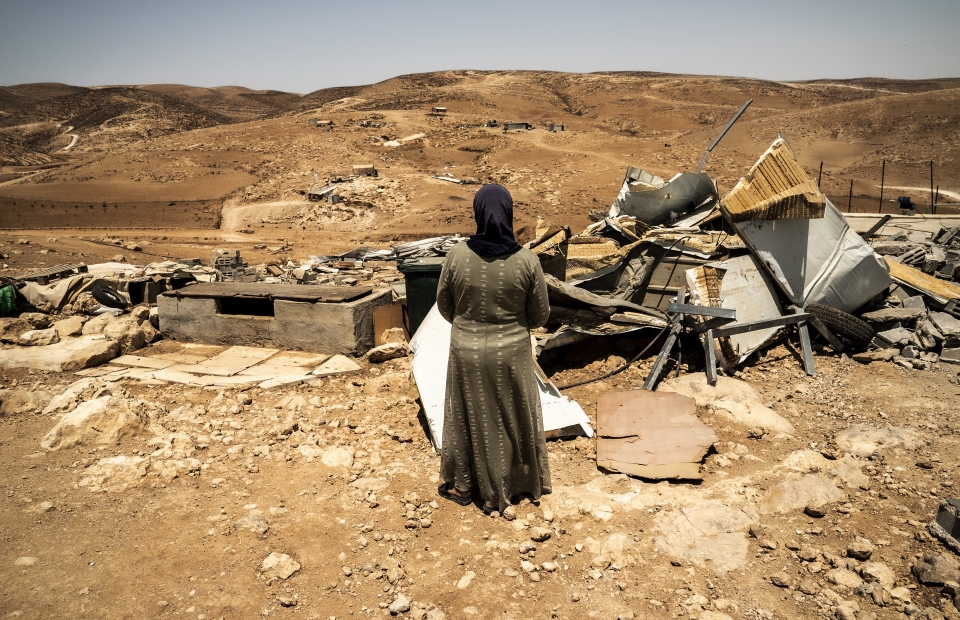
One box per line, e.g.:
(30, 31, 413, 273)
(398, 257, 445, 336)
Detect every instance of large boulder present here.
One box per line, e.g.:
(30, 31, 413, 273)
(80, 313, 117, 336)
(102, 316, 145, 354)
(40, 395, 146, 451)
(61, 338, 120, 372)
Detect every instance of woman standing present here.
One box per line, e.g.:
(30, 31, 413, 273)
(436, 184, 552, 514)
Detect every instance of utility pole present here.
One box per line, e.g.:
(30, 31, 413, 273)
(848, 179, 853, 213)
(878, 160, 885, 214)
(818, 161, 823, 188)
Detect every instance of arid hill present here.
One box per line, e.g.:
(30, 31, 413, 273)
(1, 70, 957, 234)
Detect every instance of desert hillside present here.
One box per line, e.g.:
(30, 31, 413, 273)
(1, 71, 957, 238)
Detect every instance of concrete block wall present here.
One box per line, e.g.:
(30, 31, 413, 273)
(157, 288, 392, 356)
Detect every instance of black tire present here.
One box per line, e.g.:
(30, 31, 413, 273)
(806, 303, 875, 349)
(91, 283, 127, 309)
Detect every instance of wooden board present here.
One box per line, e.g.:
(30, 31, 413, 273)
(597, 390, 716, 480)
(164, 282, 373, 303)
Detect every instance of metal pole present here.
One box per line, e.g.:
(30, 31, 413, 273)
(878, 160, 885, 214)
(930, 160, 935, 215)
(936, 185, 940, 204)
(818, 161, 823, 188)
(848, 179, 853, 213)
(696, 99, 752, 173)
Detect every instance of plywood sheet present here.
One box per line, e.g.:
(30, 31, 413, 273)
(597, 390, 716, 480)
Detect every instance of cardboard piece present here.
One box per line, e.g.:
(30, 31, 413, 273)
(409, 303, 593, 448)
(597, 390, 716, 480)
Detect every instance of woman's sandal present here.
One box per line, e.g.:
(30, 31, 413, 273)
(438, 482, 473, 506)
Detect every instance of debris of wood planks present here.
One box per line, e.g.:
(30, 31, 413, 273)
(596, 390, 716, 480)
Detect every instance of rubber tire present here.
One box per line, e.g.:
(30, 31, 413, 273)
(91, 283, 127, 309)
(805, 303, 875, 349)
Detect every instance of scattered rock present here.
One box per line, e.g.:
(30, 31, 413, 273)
(826, 568, 864, 589)
(803, 502, 827, 519)
(389, 595, 410, 615)
(913, 553, 960, 586)
(321, 446, 354, 468)
(261, 552, 300, 580)
(277, 596, 297, 607)
(799, 579, 821, 595)
(234, 515, 269, 536)
(847, 537, 874, 561)
(14, 557, 38, 566)
(380, 327, 407, 344)
(530, 527, 552, 542)
(140, 320, 160, 344)
(457, 571, 475, 589)
(770, 573, 793, 588)
(20, 328, 60, 346)
(367, 342, 408, 363)
(860, 562, 896, 590)
(102, 317, 145, 354)
(502, 506, 517, 521)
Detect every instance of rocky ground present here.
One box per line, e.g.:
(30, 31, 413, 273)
(3, 328, 960, 620)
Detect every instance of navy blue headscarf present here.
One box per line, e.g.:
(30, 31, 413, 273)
(466, 184, 522, 259)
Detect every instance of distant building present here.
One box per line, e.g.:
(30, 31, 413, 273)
(549, 123, 565, 132)
(308, 118, 319, 126)
(353, 164, 377, 177)
(314, 119, 333, 129)
(486, 119, 498, 127)
(503, 122, 533, 132)
(308, 184, 338, 202)
(430, 106, 447, 115)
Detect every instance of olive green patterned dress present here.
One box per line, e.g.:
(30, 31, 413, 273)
(436, 241, 552, 511)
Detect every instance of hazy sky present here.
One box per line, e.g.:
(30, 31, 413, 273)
(2, 0, 958, 92)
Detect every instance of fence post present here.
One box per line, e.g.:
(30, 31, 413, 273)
(878, 160, 885, 214)
(848, 179, 853, 213)
(818, 161, 823, 188)
(930, 160, 935, 215)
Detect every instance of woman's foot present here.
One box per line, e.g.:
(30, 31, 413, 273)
(438, 482, 473, 506)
